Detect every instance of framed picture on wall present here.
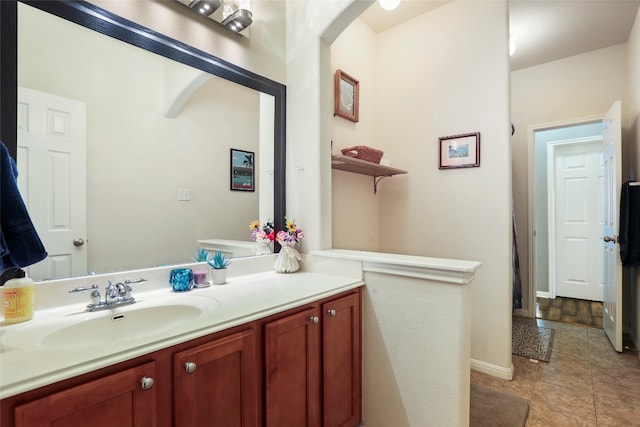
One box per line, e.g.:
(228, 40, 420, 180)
(334, 69, 360, 122)
(230, 149, 255, 191)
(438, 132, 481, 169)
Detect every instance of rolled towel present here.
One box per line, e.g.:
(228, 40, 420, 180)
(0, 141, 47, 274)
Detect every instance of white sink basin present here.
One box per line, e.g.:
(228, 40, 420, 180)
(1, 294, 218, 351)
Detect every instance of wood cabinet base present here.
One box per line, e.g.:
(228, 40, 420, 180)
(1, 288, 362, 427)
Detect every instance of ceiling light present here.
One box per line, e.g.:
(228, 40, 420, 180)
(379, 0, 401, 11)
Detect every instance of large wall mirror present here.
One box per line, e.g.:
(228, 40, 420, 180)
(0, 0, 286, 281)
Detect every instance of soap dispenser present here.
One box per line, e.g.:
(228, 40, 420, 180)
(1, 268, 35, 324)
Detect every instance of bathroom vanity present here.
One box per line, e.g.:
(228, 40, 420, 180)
(0, 269, 362, 427)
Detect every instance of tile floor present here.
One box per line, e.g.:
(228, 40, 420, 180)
(536, 296, 604, 328)
(471, 317, 640, 426)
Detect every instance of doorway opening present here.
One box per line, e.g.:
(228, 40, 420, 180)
(529, 120, 605, 327)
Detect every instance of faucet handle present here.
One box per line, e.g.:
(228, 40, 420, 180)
(69, 284, 99, 293)
(115, 282, 127, 297)
(70, 284, 101, 307)
(89, 289, 101, 305)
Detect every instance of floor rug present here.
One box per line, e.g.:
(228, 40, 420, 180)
(470, 384, 529, 427)
(512, 321, 555, 362)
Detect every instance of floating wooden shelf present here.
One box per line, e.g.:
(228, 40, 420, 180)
(331, 155, 407, 194)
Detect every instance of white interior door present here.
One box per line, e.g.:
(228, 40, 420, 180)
(553, 140, 604, 301)
(602, 101, 623, 352)
(17, 87, 87, 280)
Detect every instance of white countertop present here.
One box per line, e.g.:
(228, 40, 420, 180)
(0, 271, 362, 399)
(197, 239, 256, 249)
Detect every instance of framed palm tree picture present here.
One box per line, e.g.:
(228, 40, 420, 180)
(230, 149, 255, 191)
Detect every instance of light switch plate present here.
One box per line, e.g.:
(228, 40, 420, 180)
(178, 188, 190, 201)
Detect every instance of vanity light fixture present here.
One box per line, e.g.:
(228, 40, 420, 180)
(379, 0, 401, 11)
(179, 0, 221, 17)
(174, 0, 252, 34)
(221, 0, 253, 33)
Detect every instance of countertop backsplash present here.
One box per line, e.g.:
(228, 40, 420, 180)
(31, 254, 279, 311)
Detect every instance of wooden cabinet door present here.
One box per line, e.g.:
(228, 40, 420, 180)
(322, 292, 362, 427)
(173, 329, 258, 427)
(264, 307, 321, 427)
(14, 361, 157, 427)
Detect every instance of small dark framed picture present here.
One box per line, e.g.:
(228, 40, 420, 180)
(334, 69, 359, 122)
(438, 132, 481, 169)
(230, 149, 255, 191)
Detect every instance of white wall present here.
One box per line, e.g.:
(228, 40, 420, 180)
(89, 0, 286, 84)
(628, 7, 640, 350)
(511, 44, 629, 313)
(379, 1, 512, 376)
(331, 19, 380, 251)
(362, 271, 472, 426)
(285, 0, 374, 257)
(330, 2, 513, 376)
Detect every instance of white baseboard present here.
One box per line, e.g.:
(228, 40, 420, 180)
(536, 291, 550, 299)
(626, 329, 640, 355)
(471, 359, 514, 380)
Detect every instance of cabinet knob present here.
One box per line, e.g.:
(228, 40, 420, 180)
(327, 308, 337, 317)
(140, 376, 155, 390)
(310, 316, 319, 324)
(184, 362, 197, 374)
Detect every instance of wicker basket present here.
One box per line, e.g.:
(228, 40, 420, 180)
(341, 145, 384, 164)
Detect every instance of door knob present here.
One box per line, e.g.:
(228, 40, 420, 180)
(603, 236, 617, 243)
(73, 238, 85, 247)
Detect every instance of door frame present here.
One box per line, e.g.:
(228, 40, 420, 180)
(546, 136, 603, 300)
(526, 116, 603, 318)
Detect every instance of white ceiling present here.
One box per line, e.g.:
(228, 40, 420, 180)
(358, 0, 640, 71)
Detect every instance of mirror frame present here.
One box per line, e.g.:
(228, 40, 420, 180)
(0, 0, 286, 250)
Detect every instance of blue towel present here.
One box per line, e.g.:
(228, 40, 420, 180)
(0, 141, 48, 273)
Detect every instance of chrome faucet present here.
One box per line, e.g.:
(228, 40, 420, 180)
(69, 278, 146, 312)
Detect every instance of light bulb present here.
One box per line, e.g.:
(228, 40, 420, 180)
(379, 0, 401, 11)
(223, 0, 251, 19)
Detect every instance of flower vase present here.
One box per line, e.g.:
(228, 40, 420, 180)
(274, 242, 302, 273)
(254, 238, 273, 256)
(210, 268, 228, 285)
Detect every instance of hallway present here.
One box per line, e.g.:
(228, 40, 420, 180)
(472, 318, 640, 426)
